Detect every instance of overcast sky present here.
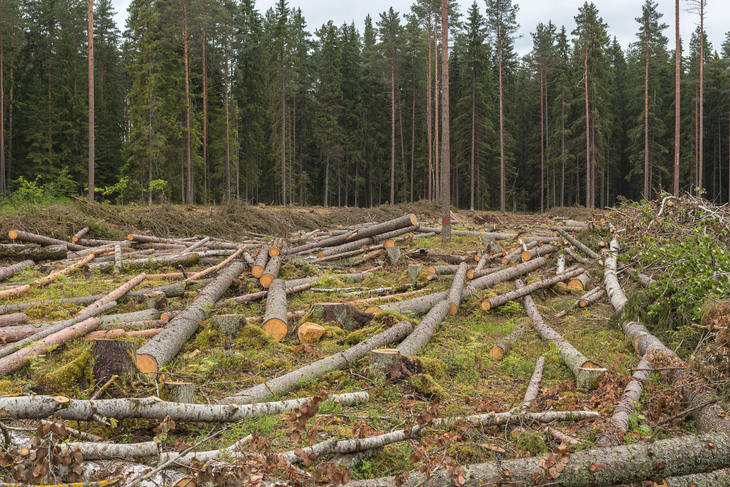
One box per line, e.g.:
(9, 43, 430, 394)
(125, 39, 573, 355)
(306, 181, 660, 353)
(111, 0, 728, 57)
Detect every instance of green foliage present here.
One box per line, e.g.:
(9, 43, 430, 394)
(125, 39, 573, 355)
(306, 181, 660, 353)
(516, 431, 548, 455)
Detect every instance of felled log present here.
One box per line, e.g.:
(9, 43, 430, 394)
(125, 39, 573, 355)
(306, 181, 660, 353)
(77, 238, 118, 246)
(90, 253, 198, 272)
(636, 272, 656, 287)
(520, 356, 544, 411)
(251, 246, 270, 278)
(0, 260, 34, 281)
(126, 234, 176, 244)
(521, 243, 556, 262)
(501, 241, 538, 264)
(8, 229, 86, 251)
(86, 328, 162, 340)
(343, 432, 730, 487)
(262, 279, 289, 341)
(80, 273, 148, 316)
(489, 324, 525, 360)
(184, 246, 247, 282)
(314, 245, 378, 263)
(221, 321, 412, 404)
(259, 256, 281, 289)
(375, 257, 548, 316)
(425, 264, 462, 277)
(663, 469, 730, 487)
(397, 301, 451, 356)
(481, 267, 584, 311)
(113, 244, 123, 274)
(317, 238, 380, 259)
(518, 280, 606, 390)
(174, 236, 210, 256)
(564, 246, 595, 265)
(467, 264, 506, 280)
(215, 282, 312, 308)
(0, 317, 102, 375)
(0, 251, 98, 299)
(555, 287, 604, 318)
(344, 214, 418, 243)
(0, 313, 28, 327)
(553, 227, 601, 260)
(567, 272, 590, 290)
(0, 244, 67, 261)
(71, 226, 90, 243)
(135, 261, 245, 374)
(91, 339, 138, 383)
(100, 309, 160, 325)
(58, 441, 159, 461)
(343, 288, 427, 306)
(445, 263, 469, 315)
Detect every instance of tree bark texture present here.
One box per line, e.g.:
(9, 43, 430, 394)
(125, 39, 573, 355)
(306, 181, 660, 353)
(446, 263, 468, 314)
(185, 246, 246, 282)
(553, 228, 601, 260)
(262, 279, 289, 341)
(251, 246, 270, 278)
(0, 245, 66, 261)
(0, 260, 34, 281)
(397, 300, 451, 357)
(0, 313, 28, 327)
(8, 229, 86, 252)
(482, 267, 584, 311)
(90, 253, 198, 273)
(259, 256, 281, 289)
(489, 325, 525, 360)
(521, 356, 544, 411)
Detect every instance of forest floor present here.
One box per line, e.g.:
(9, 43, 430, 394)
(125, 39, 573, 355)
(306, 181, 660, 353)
(0, 197, 726, 486)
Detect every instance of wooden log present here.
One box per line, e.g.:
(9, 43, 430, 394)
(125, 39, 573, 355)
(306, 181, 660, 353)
(71, 226, 90, 243)
(564, 246, 596, 265)
(520, 243, 556, 263)
(0, 317, 102, 375)
(368, 349, 400, 378)
(481, 267, 585, 311)
(501, 241, 538, 264)
(342, 432, 730, 487)
(553, 227, 601, 260)
(636, 272, 656, 287)
(282, 231, 354, 257)
(446, 263, 469, 314)
(318, 238, 377, 259)
(467, 264, 506, 280)
(663, 469, 730, 487)
(215, 281, 312, 309)
(314, 245, 376, 263)
(91, 339, 138, 383)
(518, 280, 606, 390)
(8, 229, 86, 251)
(251, 246, 270, 278)
(57, 441, 159, 461)
(0, 312, 28, 327)
(259, 255, 281, 289)
(77, 238, 118, 246)
(90, 253, 198, 272)
(0, 391, 369, 423)
(81, 273, 148, 316)
(0, 260, 34, 281)
(397, 300, 451, 356)
(297, 322, 326, 343)
(372, 224, 420, 244)
(567, 272, 591, 290)
(113, 244, 122, 274)
(184, 246, 247, 282)
(135, 261, 245, 374)
(262, 279, 289, 341)
(556, 254, 566, 274)
(0, 244, 67, 261)
(604, 238, 629, 314)
(160, 382, 196, 404)
(221, 321, 413, 404)
(555, 287, 604, 318)
(174, 236, 210, 256)
(347, 214, 418, 242)
(520, 356, 544, 411)
(126, 234, 176, 244)
(86, 328, 162, 340)
(489, 325, 525, 360)
(100, 309, 160, 325)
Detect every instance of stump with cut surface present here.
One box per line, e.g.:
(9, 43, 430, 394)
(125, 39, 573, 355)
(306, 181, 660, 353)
(262, 279, 289, 341)
(92, 339, 138, 383)
(369, 349, 401, 379)
(310, 303, 374, 331)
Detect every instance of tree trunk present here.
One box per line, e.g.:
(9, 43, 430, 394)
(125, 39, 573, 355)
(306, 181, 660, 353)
(390, 54, 396, 205)
(498, 37, 505, 213)
(135, 261, 245, 374)
(674, 0, 681, 195)
(434, 12, 439, 200)
(259, 256, 282, 289)
(440, 0, 451, 242)
(584, 33, 591, 207)
(262, 279, 289, 341)
(698, 0, 704, 194)
(644, 42, 650, 199)
(540, 66, 545, 212)
(91, 339, 138, 383)
(0, 46, 4, 195)
(0, 260, 34, 280)
(183, 1, 192, 205)
(281, 70, 286, 205)
(397, 300, 450, 356)
(482, 267, 584, 311)
(427, 25, 432, 201)
(8, 229, 86, 251)
(202, 25, 209, 200)
(88, 0, 94, 202)
(489, 325, 525, 360)
(216, 281, 312, 309)
(410, 77, 416, 202)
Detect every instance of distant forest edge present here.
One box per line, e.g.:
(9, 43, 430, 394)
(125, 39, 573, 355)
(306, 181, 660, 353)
(0, 0, 726, 210)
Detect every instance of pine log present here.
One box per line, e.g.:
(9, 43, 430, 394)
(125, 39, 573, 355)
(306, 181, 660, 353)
(397, 300, 451, 356)
(520, 356, 544, 411)
(318, 238, 378, 259)
(90, 253, 198, 272)
(251, 246, 270, 278)
(663, 469, 730, 487)
(346, 214, 418, 242)
(126, 234, 176, 244)
(489, 325, 525, 360)
(0, 244, 67, 261)
(0, 301, 117, 358)
(221, 321, 413, 404)
(215, 282, 312, 309)
(184, 246, 247, 282)
(282, 231, 354, 257)
(86, 328, 162, 340)
(446, 263, 469, 314)
(262, 279, 289, 341)
(8, 229, 86, 251)
(481, 267, 585, 311)
(91, 339, 138, 382)
(100, 309, 161, 325)
(501, 241, 538, 264)
(157, 436, 252, 467)
(259, 256, 282, 289)
(297, 322, 326, 343)
(77, 238, 118, 246)
(564, 246, 595, 265)
(71, 226, 90, 243)
(0, 317, 102, 375)
(518, 280, 606, 390)
(0, 260, 34, 281)
(0, 313, 28, 327)
(522, 243, 556, 262)
(603, 239, 628, 314)
(373, 224, 420, 244)
(567, 272, 591, 290)
(314, 245, 376, 263)
(553, 227, 601, 259)
(375, 257, 548, 315)
(344, 432, 730, 487)
(80, 273, 148, 316)
(467, 264, 506, 280)
(555, 287, 604, 317)
(135, 261, 245, 374)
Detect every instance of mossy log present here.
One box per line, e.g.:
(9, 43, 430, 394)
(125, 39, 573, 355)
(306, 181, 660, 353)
(261, 279, 289, 341)
(135, 261, 245, 374)
(8, 229, 86, 251)
(397, 300, 451, 356)
(342, 432, 730, 487)
(0, 260, 34, 281)
(90, 253, 198, 272)
(553, 227, 601, 260)
(251, 246, 270, 278)
(0, 244, 67, 261)
(259, 255, 282, 288)
(221, 321, 412, 404)
(100, 309, 161, 325)
(518, 280, 606, 390)
(86, 328, 162, 340)
(482, 267, 584, 311)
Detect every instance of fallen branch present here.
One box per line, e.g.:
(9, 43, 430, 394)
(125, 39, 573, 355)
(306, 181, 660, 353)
(553, 228, 601, 260)
(520, 356, 544, 411)
(185, 246, 247, 283)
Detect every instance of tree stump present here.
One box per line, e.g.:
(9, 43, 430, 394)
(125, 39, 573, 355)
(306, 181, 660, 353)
(407, 265, 422, 283)
(368, 349, 401, 379)
(386, 247, 401, 265)
(145, 291, 169, 311)
(92, 339, 138, 383)
(310, 303, 373, 331)
(297, 322, 326, 343)
(160, 382, 196, 404)
(211, 314, 245, 338)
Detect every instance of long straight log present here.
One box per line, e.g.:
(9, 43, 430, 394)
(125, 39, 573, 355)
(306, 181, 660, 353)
(90, 253, 198, 272)
(136, 261, 245, 374)
(373, 224, 420, 245)
(489, 325, 525, 360)
(126, 234, 176, 244)
(215, 282, 312, 309)
(445, 263, 469, 314)
(467, 264, 506, 280)
(8, 229, 86, 251)
(282, 231, 354, 257)
(397, 301, 451, 356)
(520, 356, 545, 411)
(0, 312, 28, 327)
(0, 260, 34, 281)
(221, 321, 413, 404)
(262, 279, 289, 341)
(418, 227, 561, 243)
(259, 256, 282, 289)
(0, 244, 67, 261)
(553, 227, 601, 260)
(343, 432, 730, 487)
(184, 246, 247, 283)
(318, 238, 379, 259)
(71, 226, 90, 243)
(518, 280, 606, 390)
(100, 309, 161, 324)
(501, 241, 538, 264)
(81, 273, 147, 316)
(174, 236, 210, 256)
(346, 214, 418, 242)
(481, 267, 584, 311)
(59, 441, 159, 461)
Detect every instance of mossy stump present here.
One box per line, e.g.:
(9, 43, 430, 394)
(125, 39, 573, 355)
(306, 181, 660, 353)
(92, 339, 138, 383)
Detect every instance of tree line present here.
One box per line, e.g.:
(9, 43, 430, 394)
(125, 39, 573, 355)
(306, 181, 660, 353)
(0, 0, 727, 209)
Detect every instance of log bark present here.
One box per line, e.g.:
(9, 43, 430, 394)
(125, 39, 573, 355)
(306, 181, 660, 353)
(282, 231, 354, 257)
(262, 279, 289, 341)
(567, 272, 590, 290)
(501, 241, 538, 264)
(521, 356, 544, 411)
(482, 267, 584, 311)
(184, 246, 247, 283)
(0, 312, 28, 327)
(86, 328, 162, 340)
(174, 236, 210, 256)
(157, 435, 252, 467)
(368, 349, 400, 378)
(215, 282, 312, 309)
(346, 214, 418, 242)
(81, 273, 147, 316)
(489, 325, 525, 360)
(0, 391, 369, 422)
(372, 224, 420, 244)
(251, 246, 270, 278)
(376, 257, 548, 315)
(221, 321, 412, 404)
(467, 264, 506, 280)
(418, 227, 561, 243)
(555, 287, 604, 317)
(603, 238, 629, 314)
(71, 227, 90, 243)
(518, 280, 606, 390)
(318, 238, 378, 259)
(259, 256, 281, 289)
(160, 382, 195, 404)
(0, 317, 102, 375)
(135, 261, 245, 374)
(446, 263, 468, 314)
(8, 229, 86, 251)
(100, 309, 161, 325)
(343, 432, 730, 487)
(564, 246, 595, 265)
(91, 339, 138, 382)
(553, 227, 601, 260)
(0, 260, 33, 281)
(59, 441, 159, 461)
(126, 234, 176, 244)
(90, 253, 198, 273)
(397, 300, 451, 356)
(308, 303, 374, 331)
(0, 244, 67, 261)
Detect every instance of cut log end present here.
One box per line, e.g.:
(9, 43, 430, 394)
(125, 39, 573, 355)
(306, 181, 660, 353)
(408, 214, 418, 226)
(260, 274, 275, 289)
(268, 248, 280, 257)
(489, 346, 504, 360)
(568, 279, 585, 290)
(426, 266, 437, 275)
(126, 234, 135, 241)
(383, 239, 396, 248)
(577, 361, 608, 390)
(500, 257, 509, 265)
(316, 252, 325, 259)
(364, 306, 383, 315)
(579, 299, 588, 307)
(481, 301, 491, 311)
(262, 318, 288, 341)
(7, 230, 18, 241)
(53, 395, 70, 404)
(71, 236, 79, 243)
(449, 302, 458, 315)
(173, 478, 197, 487)
(520, 251, 533, 262)
(466, 271, 475, 280)
(136, 353, 159, 375)
(251, 266, 264, 278)
(369, 348, 401, 378)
